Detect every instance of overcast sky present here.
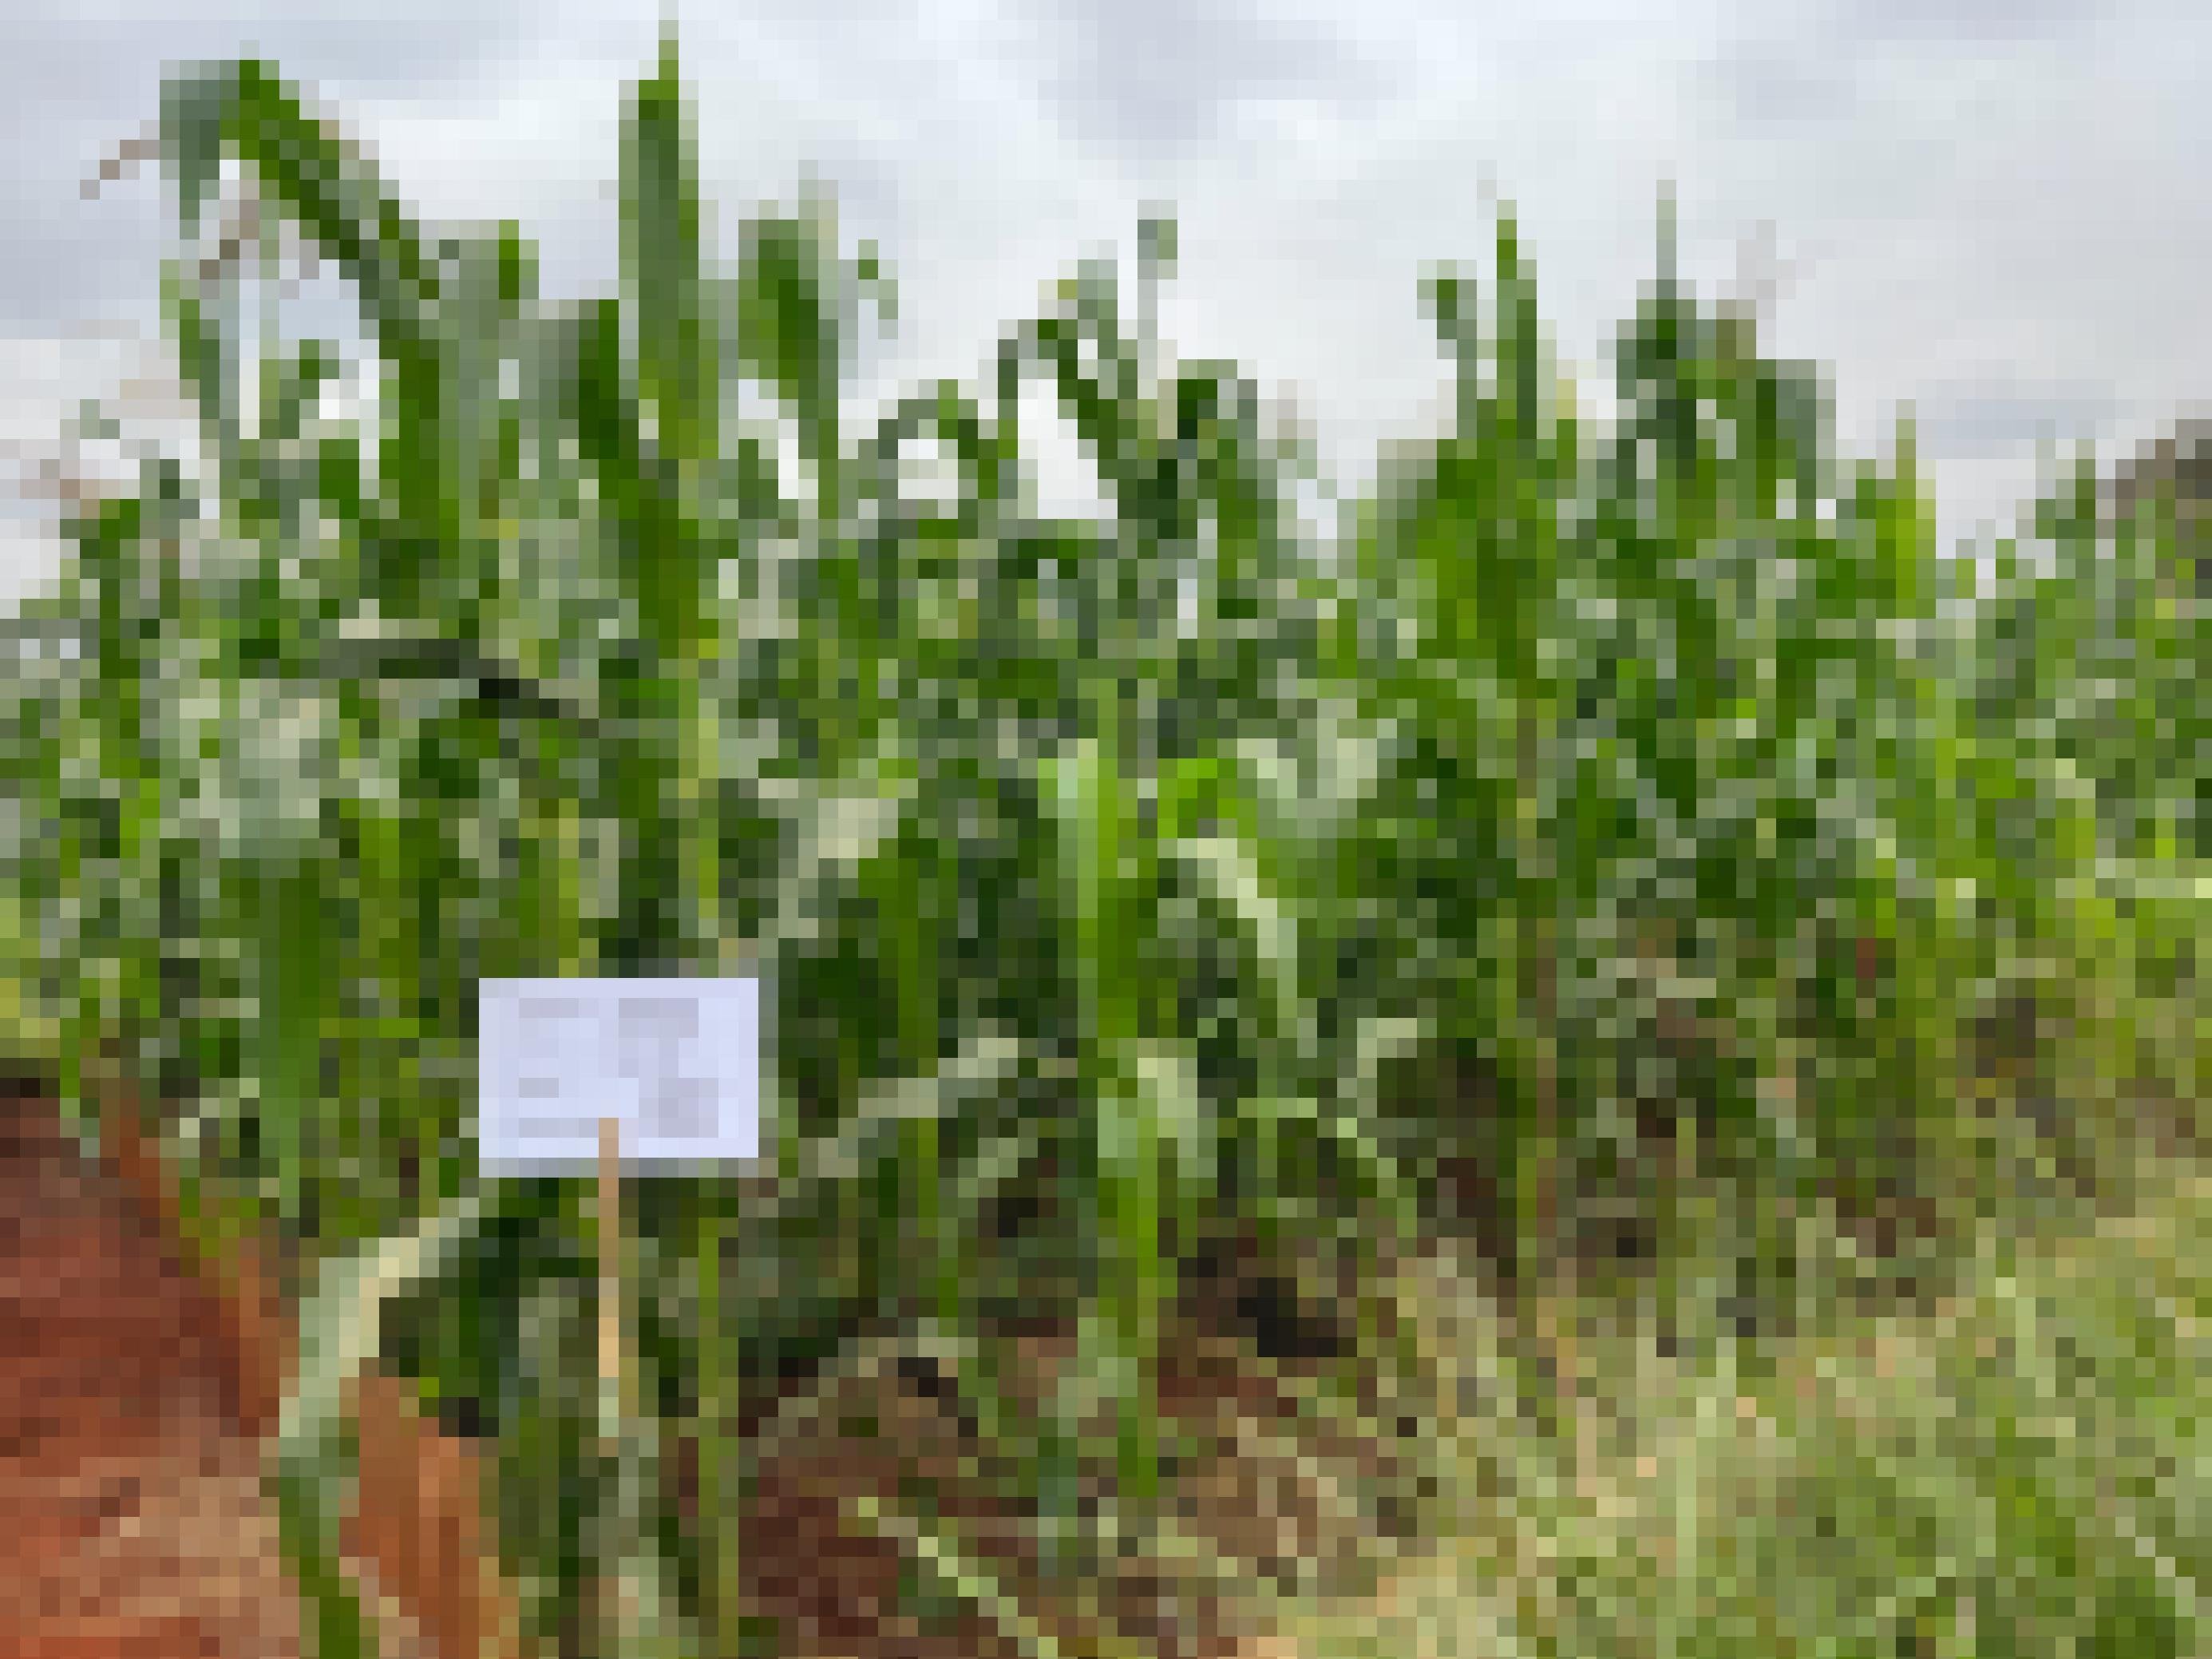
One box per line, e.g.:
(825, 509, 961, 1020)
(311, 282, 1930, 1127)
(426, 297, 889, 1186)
(6, 0, 2208, 615)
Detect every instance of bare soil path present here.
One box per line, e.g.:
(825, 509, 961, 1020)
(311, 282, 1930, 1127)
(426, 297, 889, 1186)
(0, 1075, 307, 1658)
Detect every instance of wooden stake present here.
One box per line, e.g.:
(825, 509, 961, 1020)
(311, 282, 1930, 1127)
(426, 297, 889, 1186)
(599, 1115, 624, 1433)
(598, 1114, 633, 1654)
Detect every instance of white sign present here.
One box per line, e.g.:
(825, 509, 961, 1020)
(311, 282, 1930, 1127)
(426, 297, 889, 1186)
(477, 978, 763, 1175)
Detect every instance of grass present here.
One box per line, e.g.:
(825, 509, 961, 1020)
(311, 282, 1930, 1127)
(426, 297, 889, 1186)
(1285, 1138, 2210, 1659)
(2, 21, 2205, 1658)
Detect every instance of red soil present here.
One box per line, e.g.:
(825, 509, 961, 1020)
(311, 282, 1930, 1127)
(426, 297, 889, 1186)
(0, 1077, 304, 1658)
(0, 1071, 524, 1659)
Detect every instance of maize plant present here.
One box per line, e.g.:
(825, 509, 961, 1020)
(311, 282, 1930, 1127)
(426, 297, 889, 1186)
(4, 22, 2205, 1659)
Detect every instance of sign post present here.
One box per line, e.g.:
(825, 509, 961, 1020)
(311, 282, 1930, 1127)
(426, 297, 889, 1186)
(478, 976, 764, 1657)
(598, 1112, 633, 1645)
(599, 1114, 626, 1443)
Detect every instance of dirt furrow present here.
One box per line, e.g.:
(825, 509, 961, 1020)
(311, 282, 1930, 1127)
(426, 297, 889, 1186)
(0, 1078, 306, 1658)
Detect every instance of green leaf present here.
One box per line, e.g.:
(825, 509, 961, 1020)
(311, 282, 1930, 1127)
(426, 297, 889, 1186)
(273, 1192, 487, 1659)
(157, 61, 230, 242)
(621, 26, 718, 478)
